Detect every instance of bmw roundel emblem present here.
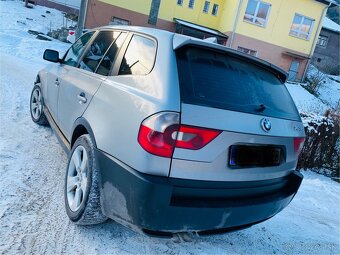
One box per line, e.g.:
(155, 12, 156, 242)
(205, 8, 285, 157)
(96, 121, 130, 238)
(261, 118, 271, 132)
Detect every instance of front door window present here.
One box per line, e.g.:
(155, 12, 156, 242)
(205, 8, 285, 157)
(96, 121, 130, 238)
(63, 32, 95, 67)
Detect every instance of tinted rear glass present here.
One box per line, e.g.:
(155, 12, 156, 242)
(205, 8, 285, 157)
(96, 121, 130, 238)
(176, 47, 300, 121)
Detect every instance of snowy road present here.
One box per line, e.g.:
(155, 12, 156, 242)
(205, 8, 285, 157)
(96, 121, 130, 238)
(0, 2, 340, 254)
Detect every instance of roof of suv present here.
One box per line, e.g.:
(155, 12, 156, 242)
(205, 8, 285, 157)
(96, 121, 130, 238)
(99, 25, 288, 82)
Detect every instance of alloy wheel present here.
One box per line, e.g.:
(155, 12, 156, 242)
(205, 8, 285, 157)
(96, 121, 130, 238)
(66, 145, 89, 212)
(31, 88, 43, 120)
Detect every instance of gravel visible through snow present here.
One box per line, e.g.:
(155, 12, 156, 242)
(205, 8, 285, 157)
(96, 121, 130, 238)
(0, 1, 340, 254)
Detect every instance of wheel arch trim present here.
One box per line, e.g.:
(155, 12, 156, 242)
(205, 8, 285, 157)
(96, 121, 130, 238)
(71, 117, 97, 149)
(34, 74, 41, 85)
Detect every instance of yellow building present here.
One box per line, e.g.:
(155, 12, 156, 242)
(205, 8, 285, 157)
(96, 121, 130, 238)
(84, 0, 334, 81)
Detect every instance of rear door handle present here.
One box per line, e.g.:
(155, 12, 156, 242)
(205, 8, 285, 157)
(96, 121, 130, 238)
(77, 92, 87, 104)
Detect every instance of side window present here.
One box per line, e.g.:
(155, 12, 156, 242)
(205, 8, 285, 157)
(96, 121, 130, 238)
(96, 32, 127, 76)
(188, 0, 195, 9)
(79, 31, 119, 72)
(63, 32, 94, 67)
(119, 35, 156, 76)
(212, 4, 219, 16)
(317, 35, 328, 47)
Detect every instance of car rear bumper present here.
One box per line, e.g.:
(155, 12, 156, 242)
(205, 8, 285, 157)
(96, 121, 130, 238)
(96, 149, 303, 234)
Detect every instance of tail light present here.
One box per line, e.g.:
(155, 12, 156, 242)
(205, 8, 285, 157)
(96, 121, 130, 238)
(294, 137, 305, 156)
(175, 125, 221, 150)
(69, 31, 75, 35)
(138, 112, 221, 158)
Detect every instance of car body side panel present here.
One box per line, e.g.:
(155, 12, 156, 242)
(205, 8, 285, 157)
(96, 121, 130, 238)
(37, 68, 48, 99)
(44, 64, 66, 121)
(83, 32, 181, 176)
(57, 66, 105, 140)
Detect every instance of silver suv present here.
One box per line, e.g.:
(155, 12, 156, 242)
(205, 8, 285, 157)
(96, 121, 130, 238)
(30, 26, 305, 235)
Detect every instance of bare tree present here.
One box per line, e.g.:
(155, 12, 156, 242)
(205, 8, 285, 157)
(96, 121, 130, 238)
(306, 65, 327, 95)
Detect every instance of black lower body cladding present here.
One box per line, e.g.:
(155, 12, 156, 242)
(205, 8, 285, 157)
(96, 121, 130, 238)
(96, 149, 303, 233)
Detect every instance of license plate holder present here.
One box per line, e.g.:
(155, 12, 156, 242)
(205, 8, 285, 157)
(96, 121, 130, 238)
(229, 145, 282, 168)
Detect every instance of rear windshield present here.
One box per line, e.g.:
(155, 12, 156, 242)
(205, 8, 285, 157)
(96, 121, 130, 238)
(176, 47, 300, 121)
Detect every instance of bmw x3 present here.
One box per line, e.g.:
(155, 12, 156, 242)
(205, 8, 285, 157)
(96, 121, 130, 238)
(30, 26, 305, 235)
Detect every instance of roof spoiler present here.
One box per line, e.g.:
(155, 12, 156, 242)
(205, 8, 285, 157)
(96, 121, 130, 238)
(173, 34, 288, 83)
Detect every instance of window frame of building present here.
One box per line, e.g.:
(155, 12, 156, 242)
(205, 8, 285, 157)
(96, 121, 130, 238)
(188, 0, 195, 9)
(212, 4, 219, 16)
(110, 17, 130, 26)
(289, 13, 315, 41)
(237, 46, 258, 57)
(243, 0, 271, 28)
(203, 1, 210, 13)
(288, 59, 300, 81)
(317, 35, 328, 48)
(177, 0, 183, 6)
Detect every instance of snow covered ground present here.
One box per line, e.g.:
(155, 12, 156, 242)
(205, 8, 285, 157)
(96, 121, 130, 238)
(286, 83, 328, 114)
(286, 66, 340, 115)
(0, 1, 339, 254)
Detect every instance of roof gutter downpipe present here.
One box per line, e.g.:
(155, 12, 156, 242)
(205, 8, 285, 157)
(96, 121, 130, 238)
(301, 1, 331, 81)
(229, 0, 243, 48)
(76, 0, 89, 40)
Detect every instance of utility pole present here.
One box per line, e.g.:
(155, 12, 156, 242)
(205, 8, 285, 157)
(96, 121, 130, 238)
(76, 0, 89, 40)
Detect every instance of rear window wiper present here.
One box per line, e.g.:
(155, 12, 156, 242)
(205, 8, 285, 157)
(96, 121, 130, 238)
(239, 104, 267, 112)
(256, 104, 266, 112)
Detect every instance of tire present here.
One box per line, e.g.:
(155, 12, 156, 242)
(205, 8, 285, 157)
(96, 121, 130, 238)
(64, 134, 108, 225)
(30, 84, 49, 126)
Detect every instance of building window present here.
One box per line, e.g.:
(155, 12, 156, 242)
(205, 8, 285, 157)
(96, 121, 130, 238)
(289, 14, 314, 40)
(212, 4, 219, 16)
(203, 1, 210, 13)
(237, 46, 258, 56)
(110, 17, 130, 26)
(177, 0, 183, 6)
(317, 35, 328, 47)
(244, 0, 271, 27)
(188, 0, 195, 9)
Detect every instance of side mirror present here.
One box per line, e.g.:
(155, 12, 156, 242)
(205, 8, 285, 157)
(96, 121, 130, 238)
(43, 49, 60, 63)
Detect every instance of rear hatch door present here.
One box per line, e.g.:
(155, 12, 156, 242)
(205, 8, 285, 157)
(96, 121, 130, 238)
(170, 42, 305, 182)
